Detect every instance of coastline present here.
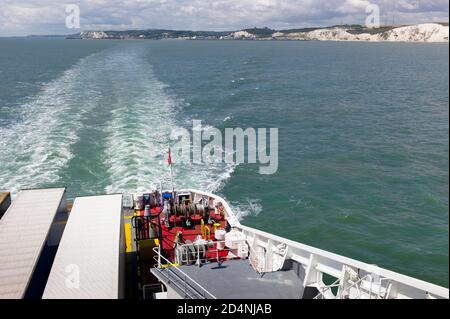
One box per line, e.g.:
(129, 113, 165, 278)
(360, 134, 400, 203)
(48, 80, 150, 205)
(75, 23, 449, 43)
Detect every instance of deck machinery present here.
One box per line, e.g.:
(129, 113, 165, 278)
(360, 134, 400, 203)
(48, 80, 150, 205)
(0, 187, 448, 299)
(130, 189, 449, 299)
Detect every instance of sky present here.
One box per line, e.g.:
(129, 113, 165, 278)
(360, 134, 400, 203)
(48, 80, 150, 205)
(0, 0, 448, 36)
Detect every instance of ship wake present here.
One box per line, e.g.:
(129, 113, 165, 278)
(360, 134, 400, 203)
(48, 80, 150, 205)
(0, 43, 237, 199)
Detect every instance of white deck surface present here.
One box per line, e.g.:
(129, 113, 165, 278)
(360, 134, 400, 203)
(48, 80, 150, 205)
(0, 188, 66, 299)
(43, 194, 123, 299)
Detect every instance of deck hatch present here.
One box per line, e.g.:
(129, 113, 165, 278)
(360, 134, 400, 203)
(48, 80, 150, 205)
(43, 194, 124, 299)
(0, 188, 66, 299)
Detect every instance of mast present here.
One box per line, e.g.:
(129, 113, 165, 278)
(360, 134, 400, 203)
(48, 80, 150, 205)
(168, 145, 175, 204)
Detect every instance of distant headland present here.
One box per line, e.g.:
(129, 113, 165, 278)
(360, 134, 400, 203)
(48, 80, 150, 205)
(30, 23, 449, 42)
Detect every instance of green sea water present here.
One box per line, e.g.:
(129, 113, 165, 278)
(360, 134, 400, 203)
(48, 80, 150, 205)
(0, 38, 448, 287)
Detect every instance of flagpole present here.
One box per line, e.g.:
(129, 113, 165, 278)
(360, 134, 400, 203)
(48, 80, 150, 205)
(170, 162, 175, 198)
(168, 144, 175, 204)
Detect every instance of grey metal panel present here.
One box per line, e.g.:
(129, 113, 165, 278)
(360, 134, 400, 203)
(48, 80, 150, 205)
(0, 188, 66, 299)
(43, 194, 123, 299)
(152, 259, 304, 299)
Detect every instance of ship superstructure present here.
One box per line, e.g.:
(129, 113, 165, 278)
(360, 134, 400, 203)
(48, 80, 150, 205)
(130, 188, 449, 299)
(0, 187, 448, 299)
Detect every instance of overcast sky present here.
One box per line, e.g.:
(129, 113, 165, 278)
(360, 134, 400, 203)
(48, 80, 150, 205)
(0, 0, 448, 36)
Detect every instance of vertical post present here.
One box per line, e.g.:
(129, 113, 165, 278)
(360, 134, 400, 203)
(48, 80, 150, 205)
(168, 144, 175, 204)
(158, 245, 161, 267)
(216, 245, 219, 266)
(170, 163, 175, 200)
(159, 180, 163, 206)
(157, 214, 163, 266)
(197, 243, 201, 267)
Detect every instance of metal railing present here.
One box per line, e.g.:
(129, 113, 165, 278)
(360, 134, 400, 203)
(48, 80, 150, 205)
(149, 189, 449, 299)
(313, 277, 341, 299)
(175, 240, 247, 266)
(313, 274, 391, 299)
(152, 246, 217, 299)
(131, 215, 162, 241)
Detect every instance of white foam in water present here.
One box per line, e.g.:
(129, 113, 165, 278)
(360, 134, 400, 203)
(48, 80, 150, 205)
(229, 198, 263, 220)
(0, 43, 244, 214)
(0, 52, 106, 195)
(102, 46, 237, 195)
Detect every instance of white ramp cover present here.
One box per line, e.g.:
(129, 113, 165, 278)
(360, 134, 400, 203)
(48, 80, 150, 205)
(0, 188, 66, 299)
(43, 194, 123, 299)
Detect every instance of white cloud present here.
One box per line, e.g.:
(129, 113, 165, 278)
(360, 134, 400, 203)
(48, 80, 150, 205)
(0, 0, 448, 36)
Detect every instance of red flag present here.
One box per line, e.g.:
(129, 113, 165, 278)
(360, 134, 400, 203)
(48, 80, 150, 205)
(168, 148, 172, 165)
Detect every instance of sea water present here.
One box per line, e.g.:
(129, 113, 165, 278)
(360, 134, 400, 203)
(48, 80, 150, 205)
(0, 38, 448, 287)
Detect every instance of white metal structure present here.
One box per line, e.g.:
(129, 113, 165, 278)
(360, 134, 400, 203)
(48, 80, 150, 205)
(43, 194, 124, 299)
(0, 188, 66, 299)
(160, 189, 449, 299)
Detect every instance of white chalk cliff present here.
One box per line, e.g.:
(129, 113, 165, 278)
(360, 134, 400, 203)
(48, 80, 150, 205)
(273, 23, 449, 42)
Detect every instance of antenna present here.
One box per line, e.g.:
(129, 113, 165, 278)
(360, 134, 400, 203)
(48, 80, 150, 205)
(167, 144, 176, 204)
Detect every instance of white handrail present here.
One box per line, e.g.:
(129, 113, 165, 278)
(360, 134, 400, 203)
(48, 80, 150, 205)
(157, 189, 449, 299)
(314, 274, 384, 299)
(313, 278, 341, 299)
(174, 239, 248, 266)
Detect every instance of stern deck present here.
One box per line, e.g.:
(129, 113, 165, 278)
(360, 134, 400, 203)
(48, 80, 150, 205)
(152, 259, 306, 299)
